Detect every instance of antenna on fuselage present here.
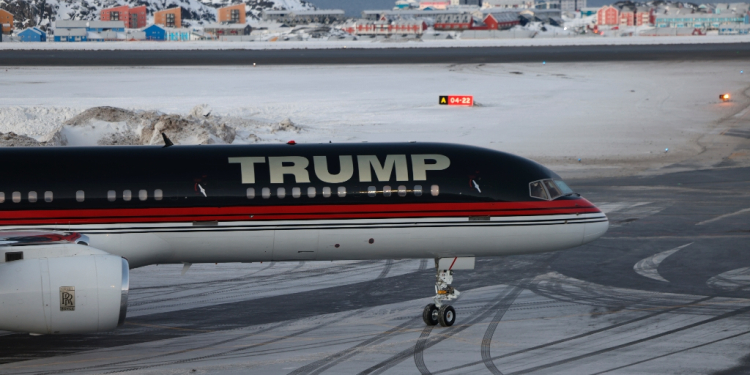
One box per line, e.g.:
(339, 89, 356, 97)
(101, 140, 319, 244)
(161, 132, 174, 148)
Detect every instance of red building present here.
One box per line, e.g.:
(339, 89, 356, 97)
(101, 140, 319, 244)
(101, 5, 146, 29)
(481, 12, 520, 30)
(344, 20, 426, 35)
(619, 8, 634, 25)
(597, 5, 619, 25)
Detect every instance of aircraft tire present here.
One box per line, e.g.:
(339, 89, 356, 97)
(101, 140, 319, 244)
(438, 305, 456, 327)
(422, 304, 439, 326)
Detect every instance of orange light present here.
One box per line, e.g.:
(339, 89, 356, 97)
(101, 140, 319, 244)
(720, 94, 730, 101)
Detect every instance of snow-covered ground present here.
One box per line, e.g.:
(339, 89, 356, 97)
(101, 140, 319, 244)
(3, 34, 750, 50)
(0, 61, 748, 178)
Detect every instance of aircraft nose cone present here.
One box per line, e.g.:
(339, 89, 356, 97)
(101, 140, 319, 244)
(582, 213, 609, 245)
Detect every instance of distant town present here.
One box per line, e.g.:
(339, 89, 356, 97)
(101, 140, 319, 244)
(2, 0, 749, 43)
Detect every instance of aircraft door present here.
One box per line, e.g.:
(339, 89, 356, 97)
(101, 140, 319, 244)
(272, 229, 318, 261)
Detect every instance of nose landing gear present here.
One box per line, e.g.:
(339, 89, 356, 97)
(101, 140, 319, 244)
(422, 259, 461, 327)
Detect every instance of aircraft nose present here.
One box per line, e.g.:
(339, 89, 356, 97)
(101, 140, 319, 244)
(582, 211, 609, 245)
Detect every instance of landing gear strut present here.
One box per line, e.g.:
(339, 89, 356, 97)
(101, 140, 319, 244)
(422, 259, 460, 327)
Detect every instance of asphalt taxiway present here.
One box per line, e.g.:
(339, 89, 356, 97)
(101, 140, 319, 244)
(1, 162, 750, 374)
(3, 43, 750, 66)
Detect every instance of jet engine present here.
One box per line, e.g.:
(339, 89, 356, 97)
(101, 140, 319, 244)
(0, 248, 129, 335)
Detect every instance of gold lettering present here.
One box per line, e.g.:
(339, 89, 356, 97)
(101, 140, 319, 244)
(411, 154, 450, 181)
(313, 155, 354, 183)
(268, 156, 310, 184)
(228, 157, 266, 184)
(357, 155, 408, 182)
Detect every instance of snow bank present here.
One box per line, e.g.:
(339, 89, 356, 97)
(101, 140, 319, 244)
(0, 105, 305, 147)
(0, 62, 747, 179)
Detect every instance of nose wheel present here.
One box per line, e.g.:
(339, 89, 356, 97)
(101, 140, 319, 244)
(423, 259, 461, 327)
(422, 304, 456, 327)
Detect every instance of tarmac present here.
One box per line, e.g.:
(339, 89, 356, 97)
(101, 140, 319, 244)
(3, 43, 750, 66)
(2, 45, 750, 374)
(1, 163, 750, 374)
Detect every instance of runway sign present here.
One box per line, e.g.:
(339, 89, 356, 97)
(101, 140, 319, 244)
(439, 95, 473, 106)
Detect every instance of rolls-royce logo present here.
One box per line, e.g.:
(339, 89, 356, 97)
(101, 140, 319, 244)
(60, 286, 75, 311)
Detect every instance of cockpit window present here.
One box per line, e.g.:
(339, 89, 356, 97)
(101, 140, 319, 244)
(553, 180, 574, 196)
(529, 179, 575, 201)
(529, 181, 549, 200)
(543, 180, 562, 200)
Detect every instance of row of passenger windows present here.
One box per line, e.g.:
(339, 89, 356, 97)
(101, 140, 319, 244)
(245, 185, 439, 199)
(0, 185, 440, 203)
(0, 190, 164, 203)
(0, 191, 54, 203)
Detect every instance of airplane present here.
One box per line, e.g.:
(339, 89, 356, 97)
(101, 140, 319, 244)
(0, 141, 608, 334)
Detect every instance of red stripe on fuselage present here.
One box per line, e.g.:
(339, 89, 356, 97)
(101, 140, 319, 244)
(0, 199, 600, 225)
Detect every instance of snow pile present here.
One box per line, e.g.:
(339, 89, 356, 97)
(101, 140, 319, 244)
(62, 105, 237, 146)
(271, 118, 302, 133)
(0, 132, 48, 147)
(0, 105, 305, 147)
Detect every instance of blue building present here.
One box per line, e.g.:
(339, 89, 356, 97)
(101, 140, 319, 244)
(18, 27, 46, 42)
(144, 24, 166, 40)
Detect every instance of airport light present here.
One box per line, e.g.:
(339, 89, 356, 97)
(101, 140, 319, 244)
(720, 94, 730, 102)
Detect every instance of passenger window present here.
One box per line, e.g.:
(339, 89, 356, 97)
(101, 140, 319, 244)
(337, 186, 346, 197)
(277, 187, 286, 199)
(307, 187, 316, 198)
(123, 190, 132, 201)
(529, 181, 549, 200)
(76, 190, 85, 202)
(383, 185, 391, 197)
(368, 186, 376, 197)
(154, 189, 163, 201)
(262, 187, 271, 199)
(543, 180, 562, 200)
(108, 190, 116, 202)
(12, 191, 20, 203)
(322, 187, 331, 198)
(139, 190, 147, 201)
(431, 185, 439, 196)
(414, 185, 422, 197)
(45, 191, 53, 203)
(398, 185, 407, 197)
(28, 191, 37, 203)
(0, 192, 4, 203)
(246, 188, 255, 199)
(292, 187, 301, 198)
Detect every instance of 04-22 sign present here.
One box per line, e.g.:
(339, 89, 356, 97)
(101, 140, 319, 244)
(439, 95, 474, 106)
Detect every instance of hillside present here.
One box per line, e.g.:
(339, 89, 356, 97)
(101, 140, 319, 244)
(0, 0, 312, 31)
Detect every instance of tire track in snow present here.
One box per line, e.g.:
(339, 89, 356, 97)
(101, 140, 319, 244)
(357, 285, 521, 375)
(413, 326, 434, 375)
(503, 304, 750, 375)
(376, 260, 394, 279)
(287, 317, 422, 375)
(481, 285, 525, 375)
(433, 295, 715, 374)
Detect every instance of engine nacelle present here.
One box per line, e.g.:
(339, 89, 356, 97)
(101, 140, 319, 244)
(0, 252, 128, 334)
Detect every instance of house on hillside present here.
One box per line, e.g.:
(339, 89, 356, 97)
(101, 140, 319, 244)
(597, 5, 619, 25)
(204, 23, 252, 37)
(155, 7, 182, 28)
(0, 9, 13, 34)
(18, 27, 46, 42)
(218, 4, 246, 24)
(482, 11, 521, 29)
(144, 24, 167, 40)
(54, 20, 125, 42)
(101, 5, 147, 29)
